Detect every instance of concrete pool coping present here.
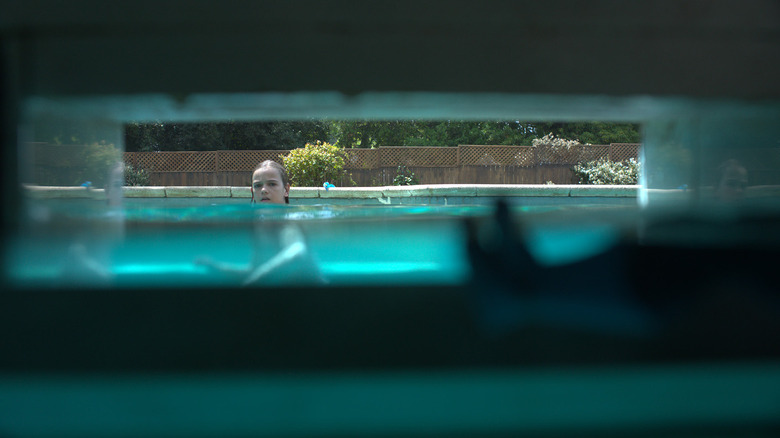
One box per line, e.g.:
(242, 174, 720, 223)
(24, 184, 641, 200)
(23, 185, 780, 209)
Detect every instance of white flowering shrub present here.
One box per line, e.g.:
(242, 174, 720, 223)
(392, 166, 419, 186)
(572, 158, 640, 185)
(124, 164, 151, 186)
(532, 133, 582, 163)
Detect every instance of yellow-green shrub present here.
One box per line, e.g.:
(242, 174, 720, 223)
(282, 141, 354, 187)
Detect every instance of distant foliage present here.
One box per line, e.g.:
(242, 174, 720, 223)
(125, 120, 640, 151)
(124, 120, 331, 152)
(392, 166, 420, 186)
(572, 158, 640, 185)
(533, 122, 641, 145)
(283, 141, 354, 187)
(124, 164, 151, 186)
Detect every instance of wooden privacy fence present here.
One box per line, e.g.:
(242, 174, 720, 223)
(103, 143, 638, 186)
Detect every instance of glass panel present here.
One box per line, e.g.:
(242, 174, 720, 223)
(5, 93, 780, 289)
(12, 110, 125, 288)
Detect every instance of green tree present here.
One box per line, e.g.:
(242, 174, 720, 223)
(125, 120, 330, 151)
(125, 122, 165, 152)
(326, 120, 417, 148)
(532, 122, 640, 145)
(329, 120, 537, 148)
(125, 120, 641, 151)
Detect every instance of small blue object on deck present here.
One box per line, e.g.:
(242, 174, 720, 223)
(81, 181, 92, 188)
(323, 182, 335, 191)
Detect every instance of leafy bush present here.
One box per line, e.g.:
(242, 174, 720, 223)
(79, 142, 121, 187)
(124, 164, 151, 186)
(282, 141, 354, 187)
(392, 166, 419, 186)
(572, 158, 640, 185)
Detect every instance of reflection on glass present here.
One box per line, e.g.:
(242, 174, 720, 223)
(14, 113, 125, 288)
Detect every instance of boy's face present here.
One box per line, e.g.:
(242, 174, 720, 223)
(718, 166, 748, 202)
(252, 167, 289, 204)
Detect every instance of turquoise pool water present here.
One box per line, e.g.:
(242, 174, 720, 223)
(6, 199, 633, 289)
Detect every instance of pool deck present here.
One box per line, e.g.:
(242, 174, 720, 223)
(27, 183, 780, 203)
(21, 184, 644, 206)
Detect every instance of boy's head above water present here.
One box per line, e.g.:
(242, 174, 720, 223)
(252, 160, 290, 204)
(715, 159, 748, 203)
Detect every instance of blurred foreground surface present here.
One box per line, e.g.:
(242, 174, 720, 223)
(2, 1, 780, 436)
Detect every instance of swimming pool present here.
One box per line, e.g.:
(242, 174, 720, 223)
(6, 194, 636, 289)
